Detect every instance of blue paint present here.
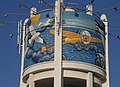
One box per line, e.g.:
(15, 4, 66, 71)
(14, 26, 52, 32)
(24, 11, 105, 69)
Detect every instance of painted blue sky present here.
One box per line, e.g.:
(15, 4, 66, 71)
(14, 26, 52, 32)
(0, 0, 120, 87)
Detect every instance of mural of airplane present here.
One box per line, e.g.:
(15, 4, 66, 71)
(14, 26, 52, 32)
(50, 30, 103, 44)
(40, 30, 103, 53)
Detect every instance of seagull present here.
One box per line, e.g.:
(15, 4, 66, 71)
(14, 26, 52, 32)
(29, 25, 46, 44)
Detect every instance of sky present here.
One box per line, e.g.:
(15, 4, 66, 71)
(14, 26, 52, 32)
(0, 0, 120, 87)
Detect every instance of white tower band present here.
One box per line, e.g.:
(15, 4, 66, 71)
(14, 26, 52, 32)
(19, 0, 110, 87)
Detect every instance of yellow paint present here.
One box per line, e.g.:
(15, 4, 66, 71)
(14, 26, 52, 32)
(30, 14, 40, 24)
(90, 37, 103, 43)
(50, 30, 80, 38)
(50, 30, 102, 44)
(40, 46, 47, 53)
(63, 37, 102, 44)
(40, 44, 54, 53)
(63, 38, 81, 44)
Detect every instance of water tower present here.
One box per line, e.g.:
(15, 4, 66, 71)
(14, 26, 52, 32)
(19, 0, 110, 87)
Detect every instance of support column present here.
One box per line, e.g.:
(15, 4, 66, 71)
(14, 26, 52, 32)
(20, 18, 29, 87)
(87, 72, 93, 87)
(54, 0, 63, 87)
(29, 74, 34, 87)
(101, 14, 110, 87)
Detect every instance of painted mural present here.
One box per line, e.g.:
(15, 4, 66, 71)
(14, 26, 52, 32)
(24, 11, 105, 69)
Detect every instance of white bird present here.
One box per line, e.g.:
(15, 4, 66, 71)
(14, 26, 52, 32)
(29, 25, 46, 44)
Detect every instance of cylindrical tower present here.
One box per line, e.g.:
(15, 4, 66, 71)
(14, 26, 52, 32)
(19, 2, 109, 87)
